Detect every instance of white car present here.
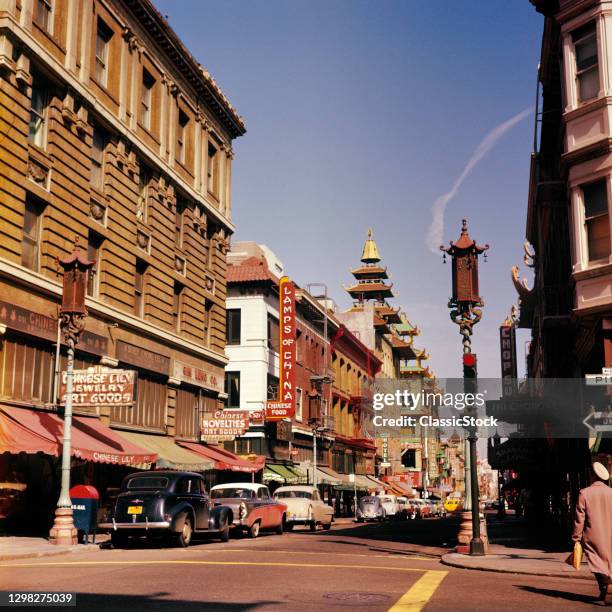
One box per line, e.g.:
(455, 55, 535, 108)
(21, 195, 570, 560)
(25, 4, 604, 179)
(273, 485, 333, 531)
(396, 496, 412, 520)
(378, 494, 399, 519)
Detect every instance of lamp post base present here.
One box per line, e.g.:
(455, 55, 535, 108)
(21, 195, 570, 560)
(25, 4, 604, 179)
(49, 507, 77, 546)
(470, 537, 486, 556)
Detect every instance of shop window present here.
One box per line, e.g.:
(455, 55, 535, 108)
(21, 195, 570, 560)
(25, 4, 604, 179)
(573, 22, 599, 103)
(582, 180, 610, 262)
(111, 371, 166, 430)
(33, 0, 53, 33)
(140, 69, 154, 131)
(95, 19, 112, 87)
(91, 127, 106, 190)
(175, 387, 199, 440)
(0, 335, 54, 405)
(87, 231, 103, 297)
(226, 308, 241, 345)
(225, 371, 240, 408)
(28, 78, 48, 149)
(177, 111, 189, 165)
(402, 449, 416, 468)
(137, 164, 150, 222)
(173, 282, 183, 332)
(134, 260, 147, 318)
(21, 199, 43, 271)
(207, 142, 219, 196)
(267, 314, 279, 352)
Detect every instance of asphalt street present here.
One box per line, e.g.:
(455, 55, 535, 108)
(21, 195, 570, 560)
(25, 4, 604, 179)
(0, 518, 604, 611)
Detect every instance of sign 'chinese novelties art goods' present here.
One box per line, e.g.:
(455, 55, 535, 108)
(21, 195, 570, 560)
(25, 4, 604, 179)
(59, 367, 136, 407)
(266, 276, 296, 421)
(201, 410, 250, 442)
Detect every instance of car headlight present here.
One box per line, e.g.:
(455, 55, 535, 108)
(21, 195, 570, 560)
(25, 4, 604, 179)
(239, 502, 247, 520)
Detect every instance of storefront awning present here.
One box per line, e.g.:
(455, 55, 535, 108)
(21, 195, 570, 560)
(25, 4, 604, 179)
(385, 481, 416, 498)
(366, 475, 386, 491)
(318, 466, 370, 491)
(118, 431, 213, 471)
(0, 407, 157, 467)
(298, 464, 342, 486)
(264, 464, 302, 484)
(177, 441, 262, 473)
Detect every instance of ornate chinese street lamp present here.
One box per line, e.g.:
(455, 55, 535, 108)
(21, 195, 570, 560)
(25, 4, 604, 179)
(49, 248, 94, 545)
(441, 219, 489, 556)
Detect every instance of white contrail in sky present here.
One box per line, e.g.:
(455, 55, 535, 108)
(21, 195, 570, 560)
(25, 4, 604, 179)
(426, 107, 533, 254)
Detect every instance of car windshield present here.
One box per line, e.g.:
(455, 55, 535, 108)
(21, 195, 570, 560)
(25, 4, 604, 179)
(126, 476, 169, 490)
(211, 488, 254, 499)
(275, 491, 312, 499)
(361, 496, 380, 505)
(380, 497, 394, 503)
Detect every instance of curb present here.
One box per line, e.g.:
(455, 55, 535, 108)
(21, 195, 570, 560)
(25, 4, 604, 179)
(441, 553, 593, 581)
(0, 544, 101, 562)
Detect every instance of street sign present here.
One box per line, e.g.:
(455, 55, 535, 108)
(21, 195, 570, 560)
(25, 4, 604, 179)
(585, 368, 612, 385)
(582, 410, 612, 433)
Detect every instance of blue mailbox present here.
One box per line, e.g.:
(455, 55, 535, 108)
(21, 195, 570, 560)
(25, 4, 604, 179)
(70, 485, 99, 544)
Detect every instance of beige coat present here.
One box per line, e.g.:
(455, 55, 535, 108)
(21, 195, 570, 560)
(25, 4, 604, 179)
(572, 481, 612, 578)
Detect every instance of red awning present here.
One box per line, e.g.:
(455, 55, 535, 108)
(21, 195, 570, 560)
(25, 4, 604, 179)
(0, 407, 157, 466)
(177, 441, 262, 473)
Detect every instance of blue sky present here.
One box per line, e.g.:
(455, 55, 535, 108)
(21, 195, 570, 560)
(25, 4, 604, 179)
(156, 0, 542, 377)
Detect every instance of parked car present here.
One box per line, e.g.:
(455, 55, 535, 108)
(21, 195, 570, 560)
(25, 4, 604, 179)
(356, 495, 385, 522)
(396, 496, 410, 519)
(413, 499, 431, 519)
(99, 470, 232, 548)
(378, 494, 400, 519)
(273, 485, 333, 531)
(210, 483, 287, 538)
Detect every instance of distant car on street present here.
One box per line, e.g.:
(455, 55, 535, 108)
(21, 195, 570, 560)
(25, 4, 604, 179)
(99, 471, 232, 548)
(356, 496, 385, 522)
(210, 483, 286, 538)
(413, 499, 431, 519)
(378, 494, 400, 519)
(273, 485, 333, 531)
(396, 496, 411, 519)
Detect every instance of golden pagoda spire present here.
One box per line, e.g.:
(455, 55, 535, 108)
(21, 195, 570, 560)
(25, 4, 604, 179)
(361, 228, 381, 264)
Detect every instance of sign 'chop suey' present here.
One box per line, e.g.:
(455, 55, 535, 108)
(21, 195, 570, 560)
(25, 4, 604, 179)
(266, 276, 296, 421)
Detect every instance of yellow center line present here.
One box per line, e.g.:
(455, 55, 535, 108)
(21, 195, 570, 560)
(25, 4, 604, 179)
(0, 559, 428, 573)
(388, 570, 448, 612)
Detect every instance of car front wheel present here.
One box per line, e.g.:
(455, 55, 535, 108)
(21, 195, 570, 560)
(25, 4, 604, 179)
(248, 520, 260, 538)
(275, 516, 285, 535)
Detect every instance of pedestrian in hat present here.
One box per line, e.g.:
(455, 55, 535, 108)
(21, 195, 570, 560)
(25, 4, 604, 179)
(572, 462, 612, 605)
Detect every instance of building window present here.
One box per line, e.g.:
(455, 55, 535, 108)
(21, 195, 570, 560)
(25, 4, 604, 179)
(173, 282, 183, 332)
(203, 300, 212, 345)
(402, 449, 416, 469)
(33, 0, 53, 32)
(140, 69, 154, 130)
(296, 387, 303, 422)
(29, 80, 47, 149)
(95, 19, 112, 87)
(266, 374, 279, 401)
(134, 260, 147, 317)
(226, 309, 241, 345)
(267, 314, 279, 352)
(91, 128, 106, 190)
(582, 180, 610, 262)
(207, 142, 219, 196)
(573, 22, 599, 103)
(177, 111, 189, 165)
(175, 199, 185, 248)
(21, 199, 43, 271)
(137, 165, 150, 222)
(225, 371, 240, 408)
(87, 231, 102, 297)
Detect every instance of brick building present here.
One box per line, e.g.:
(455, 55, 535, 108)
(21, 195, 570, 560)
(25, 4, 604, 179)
(0, 0, 245, 532)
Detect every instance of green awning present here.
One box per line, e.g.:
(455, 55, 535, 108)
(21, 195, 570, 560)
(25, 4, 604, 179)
(286, 465, 308, 483)
(264, 464, 301, 484)
(263, 468, 285, 483)
(318, 466, 369, 492)
(119, 431, 214, 472)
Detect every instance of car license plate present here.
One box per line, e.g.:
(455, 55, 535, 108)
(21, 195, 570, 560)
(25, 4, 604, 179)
(127, 506, 142, 515)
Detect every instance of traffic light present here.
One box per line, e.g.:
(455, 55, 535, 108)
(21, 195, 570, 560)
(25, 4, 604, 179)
(463, 353, 477, 379)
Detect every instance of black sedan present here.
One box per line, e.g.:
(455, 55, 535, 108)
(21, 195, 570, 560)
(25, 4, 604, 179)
(99, 471, 233, 547)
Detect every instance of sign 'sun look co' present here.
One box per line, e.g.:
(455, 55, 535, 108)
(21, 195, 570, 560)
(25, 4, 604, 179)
(266, 277, 296, 420)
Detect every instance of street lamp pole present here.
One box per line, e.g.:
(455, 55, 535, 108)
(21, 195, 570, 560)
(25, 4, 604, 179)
(440, 219, 488, 556)
(49, 247, 94, 546)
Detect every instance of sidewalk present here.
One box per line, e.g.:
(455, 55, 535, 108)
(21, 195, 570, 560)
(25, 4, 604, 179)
(0, 535, 108, 561)
(441, 514, 592, 580)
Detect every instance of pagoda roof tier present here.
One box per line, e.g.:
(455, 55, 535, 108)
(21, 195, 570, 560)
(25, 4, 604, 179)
(345, 282, 394, 299)
(394, 321, 420, 336)
(350, 265, 388, 280)
(373, 315, 391, 333)
(375, 305, 402, 324)
(390, 336, 417, 359)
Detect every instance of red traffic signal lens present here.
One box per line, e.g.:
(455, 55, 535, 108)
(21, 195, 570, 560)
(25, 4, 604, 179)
(463, 354, 477, 367)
